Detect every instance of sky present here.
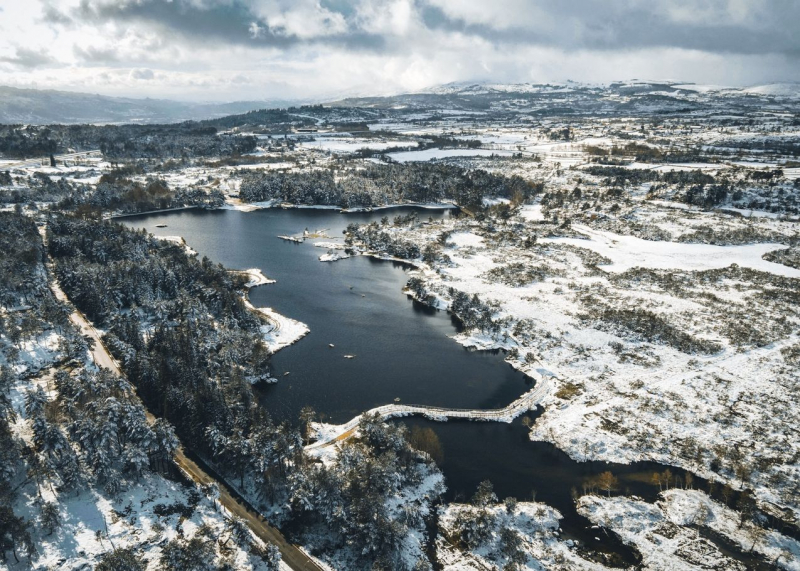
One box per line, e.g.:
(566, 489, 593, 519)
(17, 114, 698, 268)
(0, 0, 798, 102)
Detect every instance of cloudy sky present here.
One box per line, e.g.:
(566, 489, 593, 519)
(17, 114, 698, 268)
(0, 0, 798, 102)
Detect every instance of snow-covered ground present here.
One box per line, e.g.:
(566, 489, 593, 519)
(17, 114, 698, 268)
(251, 305, 310, 353)
(239, 275, 309, 353)
(11, 472, 270, 571)
(234, 267, 276, 288)
(437, 501, 610, 571)
(579, 494, 747, 570)
(579, 490, 800, 571)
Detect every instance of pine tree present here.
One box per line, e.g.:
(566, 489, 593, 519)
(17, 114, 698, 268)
(40, 502, 60, 535)
(95, 547, 146, 571)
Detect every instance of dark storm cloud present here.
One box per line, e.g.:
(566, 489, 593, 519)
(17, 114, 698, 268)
(0, 47, 57, 68)
(61, 0, 800, 59)
(74, 0, 384, 51)
(419, 0, 800, 57)
(36, 0, 795, 61)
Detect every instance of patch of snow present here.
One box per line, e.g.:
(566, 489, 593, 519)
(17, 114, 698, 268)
(482, 197, 510, 207)
(319, 252, 350, 262)
(155, 235, 197, 256)
(252, 305, 310, 352)
(520, 204, 546, 221)
(235, 268, 276, 287)
(448, 231, 485, 248)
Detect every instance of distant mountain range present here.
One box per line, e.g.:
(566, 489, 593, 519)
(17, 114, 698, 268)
(418, 80, 800, 98)
(0, 86, 298, 125)
(327, 80, 800, 116)
(2, 81, 799, 125)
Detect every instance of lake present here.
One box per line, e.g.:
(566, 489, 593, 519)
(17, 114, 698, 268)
(121, 206, 532, 425)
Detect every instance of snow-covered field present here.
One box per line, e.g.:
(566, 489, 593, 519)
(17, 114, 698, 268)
(542, 225, 800, 277)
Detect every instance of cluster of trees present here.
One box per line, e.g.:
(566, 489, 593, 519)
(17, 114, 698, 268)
(63, 171, 223, 216)
(714, 137, 800, 157)
(2, 172, 87, 205)
(484, 261, 554, 287)
(763, 246, 800, 270)
(449, 289, 506, 336)
(46, 218, 285, 468)
(405, 277, 436, 307)
(286, 413, 443, 569)
(582, 471, 620, 497)
(240, 163, 540, 209)
(585, 166, 717, 187)
(585, 165, 798, 213)
(451, 480, 500, 549)
(0, 212, 46, 307)
(37, 369, 178, 494)
(0, 213, 86, 368)
(0, 123, 257, 160)
(684, 184, 731, 208)
(449, 481, 529, 570)
(0, 126, 58, 158)
(148, 521, 280, 571)
(0, 167, 223, 217)
(580, 299, 722, 355)
(344, 220, 422, 260)
(198, 107, 307, 131)
(0, 213, 68, 561)
(0, 367, 35, 563)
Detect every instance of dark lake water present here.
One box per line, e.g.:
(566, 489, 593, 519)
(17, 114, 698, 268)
(121, 207, 767, 567)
